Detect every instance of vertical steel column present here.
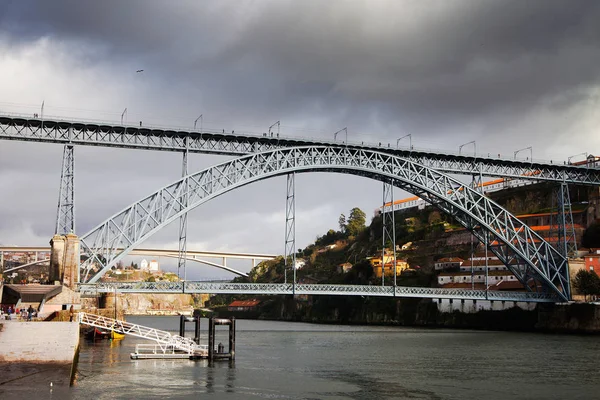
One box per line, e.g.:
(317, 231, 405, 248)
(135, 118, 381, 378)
(55, 143, 75, 235)
(382, 182, 397, 287)
(284, 173, 296, 289)
(551, 182, 577, 258)
(178, 138, 189, 281)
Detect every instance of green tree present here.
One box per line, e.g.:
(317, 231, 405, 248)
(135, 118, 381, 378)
(582, 220, 600, 249)
(573, 269, 600, 301)
(347, 207, 366, 236)
(338, 213, 347, 233)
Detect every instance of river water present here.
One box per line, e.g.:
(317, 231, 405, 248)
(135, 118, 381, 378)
(21, 317, 600, 399)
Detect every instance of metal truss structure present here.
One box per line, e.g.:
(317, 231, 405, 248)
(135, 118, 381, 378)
(551, 183, 578, 257)
(55, 144, 75, 234)
(78, 146, 571, 301)
(78, 282, 560, 302)
(381, 182, 396, 286)
(1, 115, 600, 184)
(284, 173, 296, 286)
(78, 312, 201, 354)
(178, 138, 189, 279)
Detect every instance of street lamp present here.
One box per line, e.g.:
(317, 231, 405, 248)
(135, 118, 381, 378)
(121, 108, 128, 125)
(268, 121, 280, 138)
(567, 152, 588, 165)
(459, 140, 476, 156)
(334, 127, 348, 144)
(194, 114, 203, 132)
(397, 134, 411, 150)
(513, 146, 533, 161)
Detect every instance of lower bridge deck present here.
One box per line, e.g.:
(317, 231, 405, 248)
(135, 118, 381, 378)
(78, 282, 560, 303)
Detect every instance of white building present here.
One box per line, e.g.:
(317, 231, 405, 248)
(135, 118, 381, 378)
(149, 260, 159, 272)
(433, 298, 536, 313)
(437, 271, 519, 286)
(434, 257, 463, 271)
(140, 259, 149, 271)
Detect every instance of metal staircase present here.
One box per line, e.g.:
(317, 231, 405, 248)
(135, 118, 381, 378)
(78, 312, 204, 355)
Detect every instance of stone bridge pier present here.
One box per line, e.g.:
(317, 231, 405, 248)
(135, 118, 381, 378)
(49, 232, 80, 289)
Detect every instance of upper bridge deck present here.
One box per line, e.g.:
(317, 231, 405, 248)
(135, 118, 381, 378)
(1, 113, 599, 184)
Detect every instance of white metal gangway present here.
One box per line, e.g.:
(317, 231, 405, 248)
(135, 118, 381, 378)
(77, 312, 203, 355)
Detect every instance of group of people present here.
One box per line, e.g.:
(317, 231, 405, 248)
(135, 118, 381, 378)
(0, 305, 37, 321)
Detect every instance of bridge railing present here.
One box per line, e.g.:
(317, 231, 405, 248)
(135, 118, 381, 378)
(78, 282, 561, 303)
(1, 111, 587, 166)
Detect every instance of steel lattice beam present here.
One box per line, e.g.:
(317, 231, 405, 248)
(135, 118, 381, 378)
(78, 282, 560, 302)
(55, 144, 75, 235)
(78, 146, 571, 301)
(381, 182, 397, 286)
(1, 115, 599, 184)
(284, 173, 296, 286)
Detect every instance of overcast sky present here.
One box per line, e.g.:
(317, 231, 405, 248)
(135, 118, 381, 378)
(1, 1, 599, 278)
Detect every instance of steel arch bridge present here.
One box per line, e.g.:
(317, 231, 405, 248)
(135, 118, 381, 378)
(79, 146, 570, 301)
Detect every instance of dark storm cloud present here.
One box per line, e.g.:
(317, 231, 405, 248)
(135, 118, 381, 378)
(3, 0, 600, 133)
(1, 1, 600, 258)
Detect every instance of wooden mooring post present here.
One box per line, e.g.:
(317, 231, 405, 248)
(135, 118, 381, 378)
(208, 316, 236, 361)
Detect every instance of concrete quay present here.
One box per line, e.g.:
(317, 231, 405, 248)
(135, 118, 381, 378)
(0, 321, 80, 393)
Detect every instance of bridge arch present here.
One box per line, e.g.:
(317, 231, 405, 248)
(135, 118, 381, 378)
(79, 146, 569, 300)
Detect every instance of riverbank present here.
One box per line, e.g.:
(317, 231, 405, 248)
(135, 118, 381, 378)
(0, 321, 79, 392)
(216, 298, 600, 334)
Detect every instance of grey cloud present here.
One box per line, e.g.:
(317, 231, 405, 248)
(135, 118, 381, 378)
(1, 1, 599, 265)
(4, 0, 600, 128)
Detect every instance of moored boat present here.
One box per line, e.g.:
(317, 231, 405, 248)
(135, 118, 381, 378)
(85, 327, 111, 340)
(111, 330, 125, 340)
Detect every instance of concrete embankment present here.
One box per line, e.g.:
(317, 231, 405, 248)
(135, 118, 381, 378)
(0, 321, 80, 393)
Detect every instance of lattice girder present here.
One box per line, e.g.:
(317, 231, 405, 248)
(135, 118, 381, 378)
(1, 115, 600, 184)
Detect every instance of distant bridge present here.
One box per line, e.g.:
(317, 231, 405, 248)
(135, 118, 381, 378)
(0, 246, 275, 277)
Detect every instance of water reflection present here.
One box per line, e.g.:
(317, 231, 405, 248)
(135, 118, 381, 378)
(67, 318, 600, 399)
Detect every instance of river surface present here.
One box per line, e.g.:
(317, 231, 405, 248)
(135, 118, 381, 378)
(21, 317, 600, 399)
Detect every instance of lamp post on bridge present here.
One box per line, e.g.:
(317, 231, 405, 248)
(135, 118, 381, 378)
(121, 108, 128, 125)
(194, 114, 203, 132)
(268, 121, 280, 138)
(514, 146, 533, 162)
(567, 152, 588, 165)
(333, 127, 347, 145)
(459, 140, 476, 157)
(397, 134, 411, 150)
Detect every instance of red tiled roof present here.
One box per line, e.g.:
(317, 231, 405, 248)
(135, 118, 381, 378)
(228, 300, 261, 307)
(436, 257, 464, 263)
(494, 281, 526, 291)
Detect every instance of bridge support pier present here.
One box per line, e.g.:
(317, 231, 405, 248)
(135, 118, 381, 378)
(381, 182, 397, 286)
(284, 173, 296, 288)
(49, 232, 80, 289)
(178, 138, 189, 280)
(551, 182, 577, 257)
(55, 143, 75, 235)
